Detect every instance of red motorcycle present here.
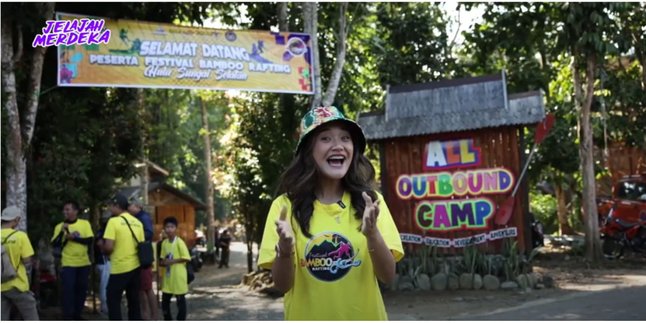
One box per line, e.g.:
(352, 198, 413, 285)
(600, 208, 646, 259)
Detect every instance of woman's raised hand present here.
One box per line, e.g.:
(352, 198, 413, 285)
(361, 192, 380, 237)
(275, 206, 294, 252)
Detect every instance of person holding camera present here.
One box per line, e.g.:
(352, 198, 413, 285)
(50, 200, 94, 320)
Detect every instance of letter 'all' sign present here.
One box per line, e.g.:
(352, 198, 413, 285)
(424, 139, 481, 170)
(397, 138, 515, 232)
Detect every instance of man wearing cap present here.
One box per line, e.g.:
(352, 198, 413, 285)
(1, 206, 39, 320)
(128, 196, 158, 320)
(102, 194, 145, 320)
(50, 200, 94, 320)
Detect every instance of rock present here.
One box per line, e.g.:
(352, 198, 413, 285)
(390, 274, 400, 291)
(516, 274, 530, 289)
(536, 283, 545, 289)
(399, 281, 415, 291)
(416, 274, 431, 291)
(242, 273, 254, 285)
(399, 275, 413, 284)
(459, 273, 474, 290)
(542, 275, 555, 289)
(564, 255, 570, 261)
(431, 273, 448, 291)
(452, 297, 464, 302)
(501, 281, 519, 290)
(483, 275, 500, 290)
(528, 273, 541, 288)
(448, 274, 459, 290)
(473, 274, 483, 290)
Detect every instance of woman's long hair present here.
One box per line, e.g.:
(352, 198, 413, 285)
(276, 124, 377, 238)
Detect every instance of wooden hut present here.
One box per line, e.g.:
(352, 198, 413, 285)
(118, 161, 206, 246)
(357, 73, 545, 253)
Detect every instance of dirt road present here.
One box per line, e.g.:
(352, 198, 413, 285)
(185, 242, 646, 320)
(52, 241, 643, 320)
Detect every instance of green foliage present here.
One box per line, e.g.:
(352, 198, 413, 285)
(529, 191, 558, 234)
(217, 92, 308, 246)
(29, 88, 144, 242)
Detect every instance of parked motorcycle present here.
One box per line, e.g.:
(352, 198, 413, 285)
(190, 245, 204, 272)
(529, 212, 545, 248)
(600, 209, 646, 259)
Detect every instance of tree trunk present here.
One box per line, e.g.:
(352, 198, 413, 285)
(278, 2, 288, 31)
(245, 216, 254, 273)
(137, 89, 149, 204)
(555, 184, 574, 235)
(1, 3, 54, 231)
(637, 54, 646, 93)
(199, 97, 216, 250)
(321, 3, 348, 107)
(302, 2, 322, 108)
(573, 53, 602, 262)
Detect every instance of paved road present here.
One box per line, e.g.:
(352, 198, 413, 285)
(460, 285, 646, 320)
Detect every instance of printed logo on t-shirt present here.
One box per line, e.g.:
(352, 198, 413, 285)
(300, 232, 361, 282)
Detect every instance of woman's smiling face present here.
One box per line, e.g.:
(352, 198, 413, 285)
(312, 122, 354, 181)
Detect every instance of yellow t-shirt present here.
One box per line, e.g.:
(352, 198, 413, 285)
(160, 237, 190, 295)
(103, 212, 145, 274)
(50, 219, 94, 267)
(258, 191, 404, 321)
(1, 228, 35, 292)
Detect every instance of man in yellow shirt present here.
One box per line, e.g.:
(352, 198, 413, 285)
(1, 206, 39, 320)
(51, 200, 94, 320)
(101, 194, 145, 320)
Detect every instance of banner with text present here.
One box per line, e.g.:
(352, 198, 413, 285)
(400, 227, 518, 248)
(56, 12, 314, 94)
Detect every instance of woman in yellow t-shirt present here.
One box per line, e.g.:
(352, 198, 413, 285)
(159, 216, 190, 321)
(258, 106, 404, 320)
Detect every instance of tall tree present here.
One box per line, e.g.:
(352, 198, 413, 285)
(559, 3, 624, 262)
(199, 96, 217, 252)
(1, 2, 54, 230)
(303, 2, 350, 108)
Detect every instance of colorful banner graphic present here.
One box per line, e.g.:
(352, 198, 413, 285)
(56, 12, 314, 94)
(400, 227, 518, 248)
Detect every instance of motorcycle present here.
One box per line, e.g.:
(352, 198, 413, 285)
(600, 209, 646, 259)
(190, 245, 204, 272)
(528, 212, 545, 248)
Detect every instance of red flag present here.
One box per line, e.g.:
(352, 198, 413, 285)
(534, 113, 555, 144)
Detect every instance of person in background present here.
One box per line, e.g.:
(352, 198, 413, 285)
(159, 216, 190, 321)
(1, 206, 39, 320)
(218, 229, 231, 269)
(128, 195, 158, 320)
(102, 194, 144, 320)
(94, 211, 112, 316)
(213, 227, 220, 260)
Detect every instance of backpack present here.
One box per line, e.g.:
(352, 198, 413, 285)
(187, 260, 195, 284)
(1, 231, 19, 282)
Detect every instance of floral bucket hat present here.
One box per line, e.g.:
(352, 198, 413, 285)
(296, 106, 366, 155)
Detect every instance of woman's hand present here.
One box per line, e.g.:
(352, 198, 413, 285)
(361, 192, 380, 237)
(275, 207, 294, 255)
